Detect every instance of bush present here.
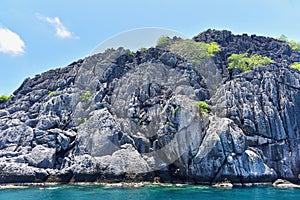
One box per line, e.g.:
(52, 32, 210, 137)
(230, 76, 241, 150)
(195, 101, 211, 114)
(289, 41, 300, 52)
(277, 34, 300, 52)
(205, 42, 221, 56)
(228, 53, 273, 72)
(247, 54, 273, 67)
(157, 35, 171, 46)
(277, 34, 289, 42)
(0, 95, 12, 103)
(128, 50, 135, 56)
(291, 62, 300, 71)
(139, 47, 148, 51)
(48, 91, 56, 96)
(228, 53, 249, 71)
(78, 117, 87, 124)
(80, 91, 92, 102)
(170, 39, 220, 65)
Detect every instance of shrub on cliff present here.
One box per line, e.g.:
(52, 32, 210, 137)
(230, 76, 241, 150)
(139, 47, 148, 51)
(277, 34, 289, 42)
(170, 39, 220, 64)
(247, 54, 274, 67)
(227, 53, 249, 71)
(228, 53, 273, 72)
(157, 35, 171, 46)
(288, 41, 300, 52)
(291, 62, 300, 71)
(195, 101, 211, 114)
(48, 91, 56, 96)
(80, 91, 92, 102)
(205, 42, 221, 56)
(0, 95, 12, 103)
(277, 34, 300, 52)
(78, 117, 87, 124)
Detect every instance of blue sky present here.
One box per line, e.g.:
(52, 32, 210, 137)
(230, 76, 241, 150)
(0, 0, 300, 94)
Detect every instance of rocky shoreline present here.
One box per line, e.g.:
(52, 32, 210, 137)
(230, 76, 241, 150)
(1, 179, 300, 189)
(1, 29, 300, 185)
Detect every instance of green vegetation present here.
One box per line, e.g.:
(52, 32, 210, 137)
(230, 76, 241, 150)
(227, 53, 273, 72)
(277, 34, 300, 52)
(139, 47, 148, 51)
(277, 34, 289, 42)
(291, 62, 300, 71)
(195, 101, 211, 115)
(228, 53, 249, 71)
(288, 40, 300, 52)
(170, 39, 220, 65)
(174, 106, 179, 115)
(0, 95, 12, 103)
(80, 90, 92, 102)
(128, 50, 135, 56)
(157, 35, 171, 46)
(48, 91, 56, 96)
(247, 54, 273, 67)
(205, 42, 221, 56)
(78, 117, 87, 124)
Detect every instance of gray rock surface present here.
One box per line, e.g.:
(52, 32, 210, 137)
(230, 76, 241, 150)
(211, 64, 300, 182)
(25, 145, 56, 168)
(273, 179, 300, 188)
(0, 30, 300, 185)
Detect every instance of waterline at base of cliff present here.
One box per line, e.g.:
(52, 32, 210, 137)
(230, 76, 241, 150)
(1, 184, 300, 200)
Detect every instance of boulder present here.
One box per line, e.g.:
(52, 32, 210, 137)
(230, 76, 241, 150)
(273, 179, 300, 188)
(25, 145, 56, 169)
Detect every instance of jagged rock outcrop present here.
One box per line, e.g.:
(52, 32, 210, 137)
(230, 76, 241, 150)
(193, 29, 300, 81)
(211, 64, 300, 182)
(0, 29, 300, 185)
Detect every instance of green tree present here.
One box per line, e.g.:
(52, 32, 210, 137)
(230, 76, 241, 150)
(170, 39, 220, 65)
(228, 53, 249, 71)
(204, 42, 221, 56)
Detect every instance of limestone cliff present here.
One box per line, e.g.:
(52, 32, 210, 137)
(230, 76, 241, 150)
(0, 29, 299, 185)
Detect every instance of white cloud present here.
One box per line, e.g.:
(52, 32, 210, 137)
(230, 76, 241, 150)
(0, 27, 25, 56)
(37, 14, 79, 39)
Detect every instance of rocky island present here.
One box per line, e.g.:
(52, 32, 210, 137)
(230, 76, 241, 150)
(0, 29, 300, 186)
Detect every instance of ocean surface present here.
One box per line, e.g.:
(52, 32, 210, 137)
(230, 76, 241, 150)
(1, 184, 300, 200)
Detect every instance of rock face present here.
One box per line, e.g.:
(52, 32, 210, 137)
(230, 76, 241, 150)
(211, 65, 300, 182)
(0, 30, 300, 185)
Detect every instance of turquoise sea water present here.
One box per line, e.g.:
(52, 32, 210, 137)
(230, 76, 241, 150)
(1, 185, 300, 200)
